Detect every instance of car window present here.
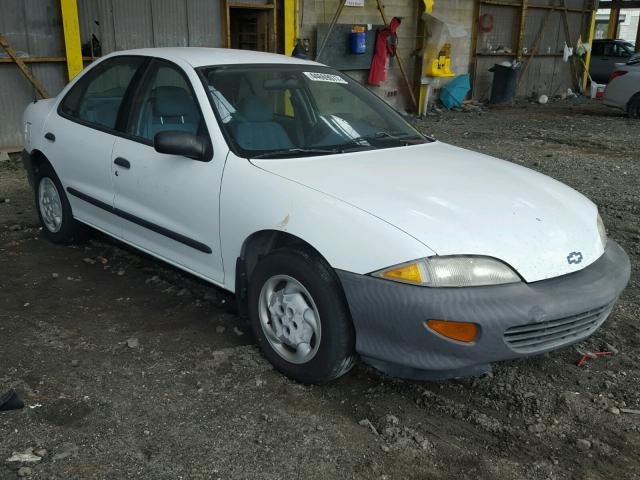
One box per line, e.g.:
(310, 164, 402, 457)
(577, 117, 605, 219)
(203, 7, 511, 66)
(126, 62, 203, 142)
(201, 64, 428, 158)
(591, 42, 605, 56)
(60, 57, 145, 129)
(614, 44, 631, 57)
(602, 43, 616, 56)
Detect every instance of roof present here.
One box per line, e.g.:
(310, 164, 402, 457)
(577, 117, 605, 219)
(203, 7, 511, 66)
(107, 47, 321, 68)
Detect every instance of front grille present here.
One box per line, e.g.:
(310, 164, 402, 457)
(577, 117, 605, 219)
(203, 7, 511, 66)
(504, 304, 612, 353)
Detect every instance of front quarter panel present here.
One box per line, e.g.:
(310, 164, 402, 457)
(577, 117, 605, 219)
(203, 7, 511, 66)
(220, 152, 435, 292)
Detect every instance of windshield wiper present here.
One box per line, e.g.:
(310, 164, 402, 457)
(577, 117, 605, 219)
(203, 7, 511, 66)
(340, 131, 426, 150)
(250, 148, 339, 159)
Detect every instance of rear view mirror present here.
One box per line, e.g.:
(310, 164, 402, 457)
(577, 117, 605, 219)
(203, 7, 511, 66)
(154, 131, 211, 161)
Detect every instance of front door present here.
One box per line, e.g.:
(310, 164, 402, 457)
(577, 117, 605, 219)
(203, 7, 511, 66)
(111, 59, 225, 283)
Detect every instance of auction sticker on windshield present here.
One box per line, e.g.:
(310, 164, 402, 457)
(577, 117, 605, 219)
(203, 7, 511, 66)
(303, 72, 348, 84)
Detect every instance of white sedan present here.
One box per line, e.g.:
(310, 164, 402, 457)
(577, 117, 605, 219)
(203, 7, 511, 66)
(22, 48, 630, 382)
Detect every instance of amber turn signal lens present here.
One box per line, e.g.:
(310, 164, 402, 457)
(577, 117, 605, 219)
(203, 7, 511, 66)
(426, 319, 478, 343)
(381, 262, 424, 284)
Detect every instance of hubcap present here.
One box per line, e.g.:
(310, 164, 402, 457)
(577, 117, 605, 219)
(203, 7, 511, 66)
(258, 274, 321, 364)
(38, 177, 63, 233)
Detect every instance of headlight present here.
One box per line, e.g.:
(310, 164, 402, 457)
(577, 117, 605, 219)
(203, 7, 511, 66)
(372, 256, 521, 287)
(597, 213, 607, 248)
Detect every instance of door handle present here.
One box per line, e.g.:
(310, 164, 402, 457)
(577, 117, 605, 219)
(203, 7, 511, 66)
(44, 132, 55, 142)
(114, 157, 131, 169)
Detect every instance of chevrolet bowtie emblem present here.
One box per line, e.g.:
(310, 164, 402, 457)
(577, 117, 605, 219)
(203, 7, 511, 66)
(567, 251, 583, 265)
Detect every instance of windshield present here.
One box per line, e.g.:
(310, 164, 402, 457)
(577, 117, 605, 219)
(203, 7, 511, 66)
(198, 64, 429, 158)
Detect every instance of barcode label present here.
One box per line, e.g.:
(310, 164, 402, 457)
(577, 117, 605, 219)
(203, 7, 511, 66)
(303, 72, 348, 84)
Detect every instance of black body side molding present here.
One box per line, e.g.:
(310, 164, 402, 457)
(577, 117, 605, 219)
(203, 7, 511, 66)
(66, 187, 212, 254)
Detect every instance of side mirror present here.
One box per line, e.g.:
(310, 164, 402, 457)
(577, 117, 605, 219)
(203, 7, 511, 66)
(154, 131, 211, 161)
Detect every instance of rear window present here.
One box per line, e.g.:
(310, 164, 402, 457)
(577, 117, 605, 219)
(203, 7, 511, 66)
(59, 57, 145, 130)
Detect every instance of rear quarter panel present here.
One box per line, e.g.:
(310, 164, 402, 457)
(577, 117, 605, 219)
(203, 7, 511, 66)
(603, 68, 640, 110)
(23, 98, 57, 154)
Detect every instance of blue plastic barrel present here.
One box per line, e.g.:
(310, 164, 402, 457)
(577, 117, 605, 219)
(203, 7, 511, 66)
(350, 32, 366, 54)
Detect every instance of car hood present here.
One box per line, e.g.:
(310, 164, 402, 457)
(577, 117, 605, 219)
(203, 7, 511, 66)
(251, 141, 604, 282)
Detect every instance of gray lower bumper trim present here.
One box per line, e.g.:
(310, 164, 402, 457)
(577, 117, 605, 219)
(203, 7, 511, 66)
(337, 240, 630, 380)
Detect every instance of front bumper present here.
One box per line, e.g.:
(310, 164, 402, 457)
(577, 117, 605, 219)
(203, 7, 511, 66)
(337, 240, 631, 380)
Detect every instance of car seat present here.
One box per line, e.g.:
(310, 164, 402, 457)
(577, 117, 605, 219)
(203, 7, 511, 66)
(234, 96, 293, 151)
(140, 86, 200, 140)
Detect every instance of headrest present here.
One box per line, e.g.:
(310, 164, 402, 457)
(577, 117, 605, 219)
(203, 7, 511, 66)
(152, 87, 197, 117)
(238, 96, 273, 122)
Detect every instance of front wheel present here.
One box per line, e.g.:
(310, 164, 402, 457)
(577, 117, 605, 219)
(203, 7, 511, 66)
(247, 248, 356, 383)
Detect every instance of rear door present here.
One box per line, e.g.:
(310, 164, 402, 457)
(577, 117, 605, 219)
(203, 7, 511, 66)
(590, 41, 610, 83)
(110, 59, 225, 283)
(47, 56, 147, 232)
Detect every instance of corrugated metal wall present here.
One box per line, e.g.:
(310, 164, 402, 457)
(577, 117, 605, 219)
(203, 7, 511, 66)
(473, 0, 593, 100)
(77, 0, 224, 53)
(0, 0, 224, 149)
(0, 0, 67, 149)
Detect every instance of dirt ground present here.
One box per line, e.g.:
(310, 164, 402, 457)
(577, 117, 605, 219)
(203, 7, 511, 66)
(1, 100, 639, 480)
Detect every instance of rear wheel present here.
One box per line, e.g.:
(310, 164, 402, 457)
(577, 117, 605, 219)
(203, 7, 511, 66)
(247, 248, 356, 383)
(35, 162, 81, 243)
(628, 93, 640, 119)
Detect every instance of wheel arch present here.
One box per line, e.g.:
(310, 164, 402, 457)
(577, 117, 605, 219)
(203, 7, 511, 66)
(234, 229, 336, 318)
(23, 149, 56, 190)
(627, 91, 640, 117)
(30, 149, 55, 176)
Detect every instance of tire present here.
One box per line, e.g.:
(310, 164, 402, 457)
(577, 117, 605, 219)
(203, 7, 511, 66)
(34, 162, 81, 243)
(628, 93, 640, 119)
(247, 248, 356, 383)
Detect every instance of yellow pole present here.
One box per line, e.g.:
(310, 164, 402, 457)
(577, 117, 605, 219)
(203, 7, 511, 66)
(60, 0, 83, 80)
(284, 0, 298, 56)
(582, 8, 596, 92)
(607, 6, 620, 39)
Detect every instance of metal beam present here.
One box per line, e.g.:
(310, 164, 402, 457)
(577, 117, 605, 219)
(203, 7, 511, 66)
(0, 56, 94, 64)
(560, 0, 580, 91)
(60, 0, 83, 80)
(480, 0, 585, 13)
(0, 34, 50, 98)
(516, 0, 528, 61)
(284, 0, 298, 56)
(582, 8, 597, 91)
(607, 3, 620, 39)
(599, 0, 640, 7)
(519, 5, 554, 80)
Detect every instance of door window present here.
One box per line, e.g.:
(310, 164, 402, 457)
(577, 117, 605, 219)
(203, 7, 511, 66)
(613, 43, 631, 57)
(59, 57, 145, 129)
(602, 42, 616, 56)
(591, 42, 604, 56)
(126, 62, 204, 142)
